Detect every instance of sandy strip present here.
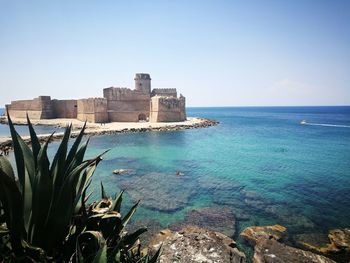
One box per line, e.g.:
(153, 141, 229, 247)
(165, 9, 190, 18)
(0, 117, 218, 147)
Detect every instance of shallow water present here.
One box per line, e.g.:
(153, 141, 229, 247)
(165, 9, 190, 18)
(84, 107, 350, 236)
(3, 106, 350, 254)
(0, 108, 64, 137)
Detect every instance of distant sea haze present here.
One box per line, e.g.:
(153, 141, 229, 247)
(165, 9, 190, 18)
(1, 106, 350, 253)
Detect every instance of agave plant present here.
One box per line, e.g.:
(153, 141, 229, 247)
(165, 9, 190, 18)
(0, 114, 160, 262)
(71, 184, 161, 263)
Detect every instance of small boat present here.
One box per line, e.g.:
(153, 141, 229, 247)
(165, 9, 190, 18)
(300, 120, 306, 125)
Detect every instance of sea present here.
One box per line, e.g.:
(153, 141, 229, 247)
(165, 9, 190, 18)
(1, 106, 350, 254)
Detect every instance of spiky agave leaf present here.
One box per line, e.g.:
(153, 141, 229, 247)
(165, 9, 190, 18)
(44, 151, 109, 252)
(50, 124, 72, 194)
(92, 244, 107, 263)
(122, 201, 140, 228)
(147, 246, 162, 263)
(74, 163, 97, 214)
(76, 231, 106, 262)
(0, 155, 14, 180)
(100, 182, 108, 200)
(121, 228, 147, 249)
(29, 135, 54, 246)
(26, 114, 41, 169)
(110, 190, 124, 213)
(65, 121, 87, 171)
(6, 111, 25, 191)
(0, 162, 24, 254)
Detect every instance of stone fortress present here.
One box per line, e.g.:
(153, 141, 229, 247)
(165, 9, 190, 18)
(5, 73, 186, 123)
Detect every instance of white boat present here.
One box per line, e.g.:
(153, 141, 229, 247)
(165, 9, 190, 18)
(300, 120, 306, 125)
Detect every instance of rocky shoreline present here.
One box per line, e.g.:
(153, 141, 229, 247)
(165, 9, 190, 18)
(0, 117, 219, 149)
(144, 224, 350, 263)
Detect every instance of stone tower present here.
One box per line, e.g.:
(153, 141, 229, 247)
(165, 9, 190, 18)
(134, 73, 151, 94)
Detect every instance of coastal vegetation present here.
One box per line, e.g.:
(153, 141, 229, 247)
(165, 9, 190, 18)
(0, 114, 160, 262)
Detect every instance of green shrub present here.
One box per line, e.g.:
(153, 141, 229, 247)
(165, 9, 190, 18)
(0, 114, 160, 262)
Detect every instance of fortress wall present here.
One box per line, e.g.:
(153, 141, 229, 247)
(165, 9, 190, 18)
(107, 112, 148, 122)
(151, 88, 177, 97)
(150, 96, 186, 122)
(107, 99, 150, 122)
(106, 100, 150, 112)
(103, 87, 150, 101)
(103, 87, 150, 122)
(6, 96, 54, 119)
(52, 100, 77, 118)
(77, 98, 108, 123)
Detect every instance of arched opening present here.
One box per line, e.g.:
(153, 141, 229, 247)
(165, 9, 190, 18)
(138, 113, 147, 122)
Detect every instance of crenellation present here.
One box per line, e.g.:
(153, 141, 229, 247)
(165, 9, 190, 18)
(5, 73, 186, 123)
(151, 88, 177, 97)
(149, 95, 186, 122)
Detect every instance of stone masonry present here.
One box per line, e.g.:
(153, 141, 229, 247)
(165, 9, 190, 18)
(5, 73, 186, 123)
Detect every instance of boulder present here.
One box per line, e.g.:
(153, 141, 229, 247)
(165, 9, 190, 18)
(148, 226, 246, 263)
(253, 239, 336, 263)
(240, 225, 287, 246)
(328, 228, 350, 252)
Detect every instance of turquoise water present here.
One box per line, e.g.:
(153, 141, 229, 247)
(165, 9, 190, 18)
(2, 107, 350, 250)
(84, 107, 350, 236)
(0, 108, 64, 136)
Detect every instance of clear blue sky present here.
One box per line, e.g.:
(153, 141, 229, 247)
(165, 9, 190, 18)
(1, 0, 349, 106)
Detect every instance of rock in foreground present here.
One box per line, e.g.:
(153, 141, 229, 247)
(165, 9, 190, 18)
(295, 228, 350, 262)
(240, 224, 287, 246)
(148, 226, 246, 263)
(328, 228, 350, 253)
(253, 239, 336, 263)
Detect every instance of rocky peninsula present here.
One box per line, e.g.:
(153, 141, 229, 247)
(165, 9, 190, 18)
(0, 116, 219, 148)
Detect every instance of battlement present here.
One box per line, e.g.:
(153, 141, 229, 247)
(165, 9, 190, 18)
(38, 96, 51, 101)
(103, 87, 150, 101)
(134, 73, 151, 80)
(158, 96, 184, 108)
(151, 88, 177, 97)
(149, 95, 186, 122)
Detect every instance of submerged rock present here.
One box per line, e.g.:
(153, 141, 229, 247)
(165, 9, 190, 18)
(170, 207, 236, 237)
(263, 204, 315, 229)
(295, 232, 337, 254)
(112, 168, 135, 175)
(253, 239, 336, 263)
(295, 228, 350, 262)
(120, 172, 194, 212)
(197, 176, 242, 191)
(175, 170, 185, 176)
(148, 226, 246, 263)
(240, 224, 287, 246)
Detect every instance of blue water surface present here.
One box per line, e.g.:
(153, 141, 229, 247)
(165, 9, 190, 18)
(0, 108, 64, 136)
(3, 106, 350, 253)
(84, 107, 350, 235)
